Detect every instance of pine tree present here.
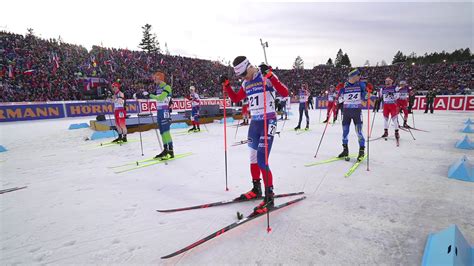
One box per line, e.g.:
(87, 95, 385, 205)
(364, 60, 370, 67)
(26, 28, 34, 37)
(381, 60, 388, 66)
(341, 53, 351, 67)
(334, 49, 344, 67)
(293, 56, 304, 69)
(139, 24, 161, 53)
(326, 58, 333, 66)
(392, 51, 406, 64)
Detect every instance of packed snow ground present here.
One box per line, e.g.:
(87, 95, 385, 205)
(1, 105, 473, 265)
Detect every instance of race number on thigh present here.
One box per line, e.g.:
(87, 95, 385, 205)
(268, 123, 276, 136)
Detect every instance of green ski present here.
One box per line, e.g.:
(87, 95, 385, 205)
(344, 154, 368, 177)
(305, 154, 357, 167)
(94, 139, 139, 148)
(113, 152, 193, 173)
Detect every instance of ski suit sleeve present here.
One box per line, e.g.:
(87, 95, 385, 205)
(267, 74, 289, 97)
(337, 83, 345, 103)
(223, 82, 246, 103)
(150, 85, 172, 101)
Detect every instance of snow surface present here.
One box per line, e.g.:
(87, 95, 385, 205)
(1, 105, 473, 265)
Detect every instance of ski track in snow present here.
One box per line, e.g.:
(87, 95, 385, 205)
(0, 108, 473, 264)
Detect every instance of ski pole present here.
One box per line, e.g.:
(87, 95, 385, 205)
(222, 85, 229, 191)
(104, 95, 120, 145)
(399, 113, 416, 140)
(313, 104, 335, 158)
(367, 90, 371, 171)
(370, 106, 377, 138)
(412, 108, 416, 128)
(318, 99, 322, 123)
(234, 118, 240, 139)
(262, 77, 271, 233)
(137, 110, 144, 156)
(147, 98, 163, 151)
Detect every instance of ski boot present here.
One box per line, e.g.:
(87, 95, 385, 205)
(294, 125, 301, 131)
(112, 134, 122, 143)
(322, 118, 328, 123)
(333, 117, 337, 123)
(237, 179, 262, 201)
(155, 144, 169, 159)
(338, 144, 349, 161)
(305, 122, 309, 130)
(254, 186, 274, 214)
(196, 126, 201, 132)
(162, 148, 174, 160)
(395, 129, 400, 142)
(121, 134, 127, 142)
(403, 121, 409, 128)
(188, 126, 196, 132)
(357, 146, 365, 162)
(381, 129, 388, 138)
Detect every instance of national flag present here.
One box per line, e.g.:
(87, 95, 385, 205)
(24, 69, 35, 75)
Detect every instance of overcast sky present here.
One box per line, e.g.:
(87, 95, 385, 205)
(1, 0, 472, 68)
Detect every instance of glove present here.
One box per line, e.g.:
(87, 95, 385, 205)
(366, 84, 373, 94)
(258, 63, 273, 78)
(219, 75, 229, 85)
(133, 93, 137, 100)
(142, 91, 149, 97)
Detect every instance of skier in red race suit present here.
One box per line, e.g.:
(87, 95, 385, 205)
(380, 77, 400, 140)
(323, 85, 338, 123)
(111, 82, 128, 142)
(396, 80, 411, 128)
(219, 56, 289, 214)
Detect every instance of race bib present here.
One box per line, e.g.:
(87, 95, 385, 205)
(163, 110, 170, 119)
(248, 91, 275, 117)
(399, 93, 409, 99)
(383, 92, 396, 103)
(343, 92, 361, 104)
(118, 111, 124, 118)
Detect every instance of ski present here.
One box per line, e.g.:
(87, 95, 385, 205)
(161, 196, 306, 259)
(95, 139, 139, 148)
(228, 124, 249, 128)
(156, 191, 304, 213)
(404, 125, 428, 132)
(368, 136, 385, 142)
(174, 129, 207, 136)
(109, 152, 191, 169)
(344, 154, 368, 177)
(304, 154, 357, 167)
(0, 186, 27, 195)
(231, 140, 249, 146)
(409, 127, 429, 132)
(113, 152, 193, 173)
(296, 129, 311, 135)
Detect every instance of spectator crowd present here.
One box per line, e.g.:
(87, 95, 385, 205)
(1, 31, 472, 102)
